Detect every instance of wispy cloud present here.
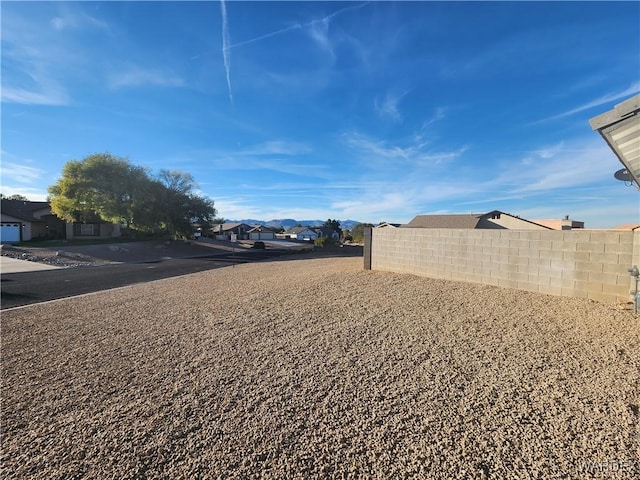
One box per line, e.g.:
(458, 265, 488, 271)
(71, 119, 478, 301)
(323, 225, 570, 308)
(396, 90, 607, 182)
(534, 82, 640, 123)
(0, 160, 46, 184)
(247, 159, 328, 178)
(227, 2, 369, 51)
(308, 15, 334, 59)
(1, 4, 108, 106)
(422, 107, 447, 129)
(0, 186, 50, 202)
(375, 90, 409, 122)
(238, 140, 312, 156)
(220, 0, 233, 104)
(324, 178, 477, 222)
(487, 137, 618, 194)
(206, 136, 623, 224)
(216, 2, 370, 102)
(332, 191, 408, 217)
(214, 196, 334, 222)
(109, 66, 185, 89)
(1, 87, 69, 106)
(0, 153, 54, 201)
(1, 32, 71, 105)
(332, 132, 626, 222)
(50, 11, 110, 32)
(411, 107, 449, 146)
(343, 131, 467, 166)
(170, 141, 327, 178)
(214, 197, 261, 220)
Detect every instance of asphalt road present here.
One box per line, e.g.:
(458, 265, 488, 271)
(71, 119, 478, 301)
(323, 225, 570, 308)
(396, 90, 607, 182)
(1, 250, 288, 310)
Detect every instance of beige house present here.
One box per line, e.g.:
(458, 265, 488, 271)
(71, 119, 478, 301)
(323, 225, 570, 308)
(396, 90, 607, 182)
(611, 224, 640, 231)
(532, 216, 584, 230)
(213, 222, 252, 240)
(248, 225, 276, 240)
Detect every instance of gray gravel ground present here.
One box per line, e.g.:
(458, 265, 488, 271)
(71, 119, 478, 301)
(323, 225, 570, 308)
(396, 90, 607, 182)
(1, 256, 638, 479)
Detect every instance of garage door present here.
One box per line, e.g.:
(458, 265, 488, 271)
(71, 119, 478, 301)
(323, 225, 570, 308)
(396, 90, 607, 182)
(0, 223, 21, 243)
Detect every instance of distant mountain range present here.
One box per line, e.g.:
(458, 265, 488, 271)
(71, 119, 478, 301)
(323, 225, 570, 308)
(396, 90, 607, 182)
(230, 219, 362, 231)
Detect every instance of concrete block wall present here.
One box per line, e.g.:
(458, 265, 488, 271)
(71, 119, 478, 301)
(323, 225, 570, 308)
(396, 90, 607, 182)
(370, 228, 640, 304)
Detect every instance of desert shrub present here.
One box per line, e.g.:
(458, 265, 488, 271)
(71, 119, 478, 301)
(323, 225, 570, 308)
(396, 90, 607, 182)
(314, 236, 335, 247)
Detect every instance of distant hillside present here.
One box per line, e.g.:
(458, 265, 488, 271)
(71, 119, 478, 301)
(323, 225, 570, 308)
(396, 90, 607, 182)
(231, 219, 362, 230)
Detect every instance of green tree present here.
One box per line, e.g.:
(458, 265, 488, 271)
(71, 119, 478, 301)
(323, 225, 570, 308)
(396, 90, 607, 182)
(156, 169, 217, 238)
(48, 153, 217, 238)
(323, 219, 342, 235)
(0, 194, 29, 201)
(350, 223, 373, 243)
(48, 153, 153, 228)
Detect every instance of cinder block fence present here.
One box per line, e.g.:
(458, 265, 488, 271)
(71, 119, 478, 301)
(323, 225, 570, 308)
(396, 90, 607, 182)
(365, 228, 640, 304)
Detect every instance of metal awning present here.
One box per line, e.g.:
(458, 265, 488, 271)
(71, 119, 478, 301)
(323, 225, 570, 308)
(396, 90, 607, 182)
(589, 94, 640, 188)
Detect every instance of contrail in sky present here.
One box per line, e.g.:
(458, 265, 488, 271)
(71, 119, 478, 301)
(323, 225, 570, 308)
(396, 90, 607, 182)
(218, 1, 369, 104)
(220, 0, 233, 104)
(530, 81, 640, 125)
(228, 2, 370, 50)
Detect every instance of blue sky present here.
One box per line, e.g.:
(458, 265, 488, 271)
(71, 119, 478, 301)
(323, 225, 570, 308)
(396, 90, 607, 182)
(1, 1, 639, 227)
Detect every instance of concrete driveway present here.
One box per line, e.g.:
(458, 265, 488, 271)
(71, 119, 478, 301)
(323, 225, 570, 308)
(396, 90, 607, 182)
(0, 256, 61, 274)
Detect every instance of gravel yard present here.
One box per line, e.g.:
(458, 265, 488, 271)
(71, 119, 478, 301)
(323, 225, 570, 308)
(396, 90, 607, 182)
(1, 256, 638, 479)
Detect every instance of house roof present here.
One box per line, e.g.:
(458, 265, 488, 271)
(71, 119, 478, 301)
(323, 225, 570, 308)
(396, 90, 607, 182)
(610, 223, 640, 231)
(247, 225, 276, 233)
(402, 213, 485, 229)
(1, 199, 51, 222)
(218, 222, 251, 231)
(402, 210, 552, 230)
(286, 226, 316, 234)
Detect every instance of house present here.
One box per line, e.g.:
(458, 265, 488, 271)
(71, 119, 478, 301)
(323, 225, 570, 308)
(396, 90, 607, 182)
(375, 222, 401, 228)
(212, 222, 252, 240)
(532, 216, 585, 230)
(1, 199, 121, 243)
(402, 210, 553, 230)
(610, 223, 640, 231)
(284, 226, 318, 241)
(1, 199, 63, 242)
(248, 225, 276, 240)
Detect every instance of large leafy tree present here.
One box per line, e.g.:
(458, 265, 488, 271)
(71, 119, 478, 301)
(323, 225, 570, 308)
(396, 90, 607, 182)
(48, 153, 217, 237)
(0, 194, 30, 200)
(156, 169, 217, 237)
(49, 153, 151, 227)
(323, 219, 342, 234)
(350, 223, 374, 243)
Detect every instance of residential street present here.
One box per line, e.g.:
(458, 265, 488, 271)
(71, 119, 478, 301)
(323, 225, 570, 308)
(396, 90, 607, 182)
(1, 250, 285, 309)
(1, 243, 364, 309)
